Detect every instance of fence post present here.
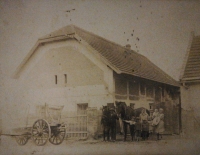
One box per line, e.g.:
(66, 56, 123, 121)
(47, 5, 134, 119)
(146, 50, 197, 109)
(87, 107, 98, 139)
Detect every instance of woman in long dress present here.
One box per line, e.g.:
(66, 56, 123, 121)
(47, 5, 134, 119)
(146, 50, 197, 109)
(155, 108, 165, 140)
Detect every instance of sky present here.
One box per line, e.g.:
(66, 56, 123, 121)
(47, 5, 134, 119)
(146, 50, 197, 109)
(0, 0, 200, 131)
(0, 0, 200, 82)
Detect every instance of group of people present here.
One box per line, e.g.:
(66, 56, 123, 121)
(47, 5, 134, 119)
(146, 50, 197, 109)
(102, 106, 165, 142)
(132, 108, 165, 141)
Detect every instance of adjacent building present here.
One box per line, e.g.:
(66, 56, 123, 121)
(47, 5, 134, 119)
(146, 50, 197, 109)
(180, 33, 200, 137)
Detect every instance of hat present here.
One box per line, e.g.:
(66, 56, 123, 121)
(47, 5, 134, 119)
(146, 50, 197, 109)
(109, 107, 115, 111)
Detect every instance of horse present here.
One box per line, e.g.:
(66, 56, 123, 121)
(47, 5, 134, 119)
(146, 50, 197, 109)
(115, 102, 135, 141)
(101, 106, 111, 141)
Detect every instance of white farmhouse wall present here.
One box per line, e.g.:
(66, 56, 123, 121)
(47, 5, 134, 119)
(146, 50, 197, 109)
(181, 83, 200, 137)
(181, 84, 200, 118)
(189, 84, 200, 119)
(16, 39, 114, 118)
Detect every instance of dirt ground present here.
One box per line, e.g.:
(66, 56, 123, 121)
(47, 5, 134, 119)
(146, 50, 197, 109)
(0, 134, 200, 155)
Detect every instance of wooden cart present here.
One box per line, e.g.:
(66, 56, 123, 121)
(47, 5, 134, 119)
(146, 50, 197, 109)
(14, 104, 66, 146)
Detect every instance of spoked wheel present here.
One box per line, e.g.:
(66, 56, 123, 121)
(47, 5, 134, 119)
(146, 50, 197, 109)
(49, 125, 66, 145)
(15, 135, 29, 145)
(32, 119, 50, 146)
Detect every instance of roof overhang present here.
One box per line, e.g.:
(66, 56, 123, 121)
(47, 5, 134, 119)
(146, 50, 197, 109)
(180, 77, 200, 84)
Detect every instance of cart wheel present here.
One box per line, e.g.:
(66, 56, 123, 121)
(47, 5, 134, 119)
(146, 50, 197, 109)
(49, 126, 66, 145)
(15, 135, 29, 146)
(32, 119, 50, 146)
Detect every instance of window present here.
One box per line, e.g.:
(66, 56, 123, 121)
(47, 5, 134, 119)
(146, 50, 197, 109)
(155, 86, 162, 102)
(162, 86, 165, 98)
(140, 82, 145, 95)
(77, 103, 88, 115)
(129, 81, 139, 96)
(55, 75, 57, 84)
(129, 81, 139, 100)
(146, 84, 154, 98)
(64, 74, 67, 84)
(115, 78, 127, 100)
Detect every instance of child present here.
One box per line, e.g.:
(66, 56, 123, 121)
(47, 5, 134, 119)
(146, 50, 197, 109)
(135, 118, 141, 141)
(142, 120, 149, 140)
(152, 109, 159, 119)
(129, 116, 136, 141)
(124, 116, 136, 141)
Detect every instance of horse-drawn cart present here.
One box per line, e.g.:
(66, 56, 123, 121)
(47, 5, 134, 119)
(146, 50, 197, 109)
(13, 104, 66, 146)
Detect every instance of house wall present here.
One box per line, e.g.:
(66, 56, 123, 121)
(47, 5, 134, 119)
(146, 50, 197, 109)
(181, 82, 200, 137)
(16, 39, 114, 125)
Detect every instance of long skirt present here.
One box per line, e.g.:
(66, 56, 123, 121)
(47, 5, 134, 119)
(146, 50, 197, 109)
(119, 118, 124, 133)
(155, 120, 165, 134)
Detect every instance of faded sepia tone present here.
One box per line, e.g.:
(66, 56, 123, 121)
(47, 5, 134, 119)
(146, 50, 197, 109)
(0, 0, 200, 155)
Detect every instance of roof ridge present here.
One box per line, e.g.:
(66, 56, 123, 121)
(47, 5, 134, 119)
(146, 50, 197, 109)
(73, 25, 144, 57)
(39, 24, 76, 40)
(180, 32, 195, 80)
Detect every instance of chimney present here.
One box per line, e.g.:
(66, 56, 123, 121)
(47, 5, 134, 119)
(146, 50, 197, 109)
(125, 44, 131, 50)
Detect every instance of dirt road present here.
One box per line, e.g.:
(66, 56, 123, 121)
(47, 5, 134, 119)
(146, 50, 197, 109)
(0, 135, 200, 155)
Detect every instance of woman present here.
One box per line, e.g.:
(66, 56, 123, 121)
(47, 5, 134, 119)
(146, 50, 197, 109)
(139, 108, 149, 123)
(155, 108, 165, 140)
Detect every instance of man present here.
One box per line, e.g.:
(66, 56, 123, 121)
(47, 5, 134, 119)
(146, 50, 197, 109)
(109, 108, 119, 142)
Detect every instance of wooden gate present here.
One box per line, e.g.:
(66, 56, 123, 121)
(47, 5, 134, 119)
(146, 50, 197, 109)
(61, 111, 88, 138)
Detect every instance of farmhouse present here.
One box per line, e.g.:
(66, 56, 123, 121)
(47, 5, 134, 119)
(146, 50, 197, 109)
(180, 33, 200, 137)
(14, 25, 180, 135)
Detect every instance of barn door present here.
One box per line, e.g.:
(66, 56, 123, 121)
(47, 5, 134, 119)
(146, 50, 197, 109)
(160, 102, 173, 134)
(172, 102, 180, 134)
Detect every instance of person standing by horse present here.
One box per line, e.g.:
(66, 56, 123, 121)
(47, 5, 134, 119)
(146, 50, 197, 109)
(115, 102, 135, 141)
(155, 108, 165, 140)
(101, 106, 111, 141)
(109, 108, 119, 142)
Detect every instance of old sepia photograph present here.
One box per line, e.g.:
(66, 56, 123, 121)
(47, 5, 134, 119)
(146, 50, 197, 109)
(0, 0, 200, 154)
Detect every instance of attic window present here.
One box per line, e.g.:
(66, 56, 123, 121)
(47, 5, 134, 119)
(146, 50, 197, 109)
(64, 74, 67, 84)
(55, 75, 57, 84)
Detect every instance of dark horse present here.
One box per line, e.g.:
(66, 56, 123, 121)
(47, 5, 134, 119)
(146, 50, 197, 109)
(101, 106, 111, 141)
(115, 102, 135, 141)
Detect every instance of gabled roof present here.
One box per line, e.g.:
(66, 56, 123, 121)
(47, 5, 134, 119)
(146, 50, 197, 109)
(181, 34, 200, 83)
(14, 25, 179, 87)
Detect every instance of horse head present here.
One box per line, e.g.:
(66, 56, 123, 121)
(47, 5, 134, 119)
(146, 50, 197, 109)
(115, 101, 127, 120)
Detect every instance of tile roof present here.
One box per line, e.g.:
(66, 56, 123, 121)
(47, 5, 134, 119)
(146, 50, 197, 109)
(181, 35, 200, 82)
(16, 25, 179, 86)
